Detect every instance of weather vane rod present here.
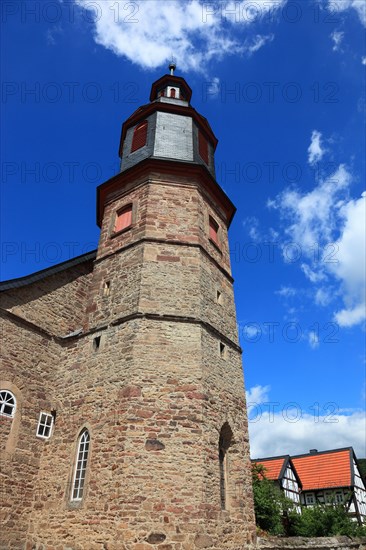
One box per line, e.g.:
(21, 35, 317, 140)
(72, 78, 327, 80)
(169, 57, 176, 76)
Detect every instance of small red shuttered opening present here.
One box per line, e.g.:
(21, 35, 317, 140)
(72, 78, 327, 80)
(199, 131, 209, 164)
(131, 121, 148, 152)
(209, 216, 219, 245)
(115, 204, 132, 233)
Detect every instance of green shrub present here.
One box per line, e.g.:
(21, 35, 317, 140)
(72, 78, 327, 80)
(287, 505, 366, 537)
(251, 463, 366, 537)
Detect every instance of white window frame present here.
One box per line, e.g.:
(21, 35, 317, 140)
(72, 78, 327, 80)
(36, 412, 54, 439)
(0, 390, 16, 418)
(305, 493, 315, 505)
(71, 430, 90, 502)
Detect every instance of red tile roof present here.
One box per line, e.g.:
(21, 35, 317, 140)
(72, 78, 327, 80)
(254, 458, 287, 481)
(292, 449, 352, 491)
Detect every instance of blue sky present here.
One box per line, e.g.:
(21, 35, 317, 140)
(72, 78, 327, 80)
(1, 0, 365, 458)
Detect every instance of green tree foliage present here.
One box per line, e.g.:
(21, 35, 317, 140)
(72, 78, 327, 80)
(251, 463, 366, 537)
(287, 505, 366, 537)
(251, 463, 294, 535)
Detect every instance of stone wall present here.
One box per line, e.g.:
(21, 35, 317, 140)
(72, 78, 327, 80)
(0, 165, 256, 549)
(0, 258, 94, 336)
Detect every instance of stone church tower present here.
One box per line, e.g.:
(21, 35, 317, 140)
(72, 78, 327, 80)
(0, 67, 256, 549)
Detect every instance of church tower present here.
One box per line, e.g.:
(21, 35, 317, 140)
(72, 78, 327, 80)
(0, 66, 256, 548)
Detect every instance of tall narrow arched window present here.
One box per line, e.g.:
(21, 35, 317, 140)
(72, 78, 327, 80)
(0, 390, 16, 418)
(219, 423, 233, 510)
(131, 120, 148, 153)
(170, 88, 176, 98)
(71, 430, 90, 501)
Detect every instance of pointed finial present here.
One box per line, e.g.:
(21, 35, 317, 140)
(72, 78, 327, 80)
(169, 58, 176, 76)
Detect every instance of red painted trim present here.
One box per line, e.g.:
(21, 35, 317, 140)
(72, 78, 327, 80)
(96, 158, 236, 229)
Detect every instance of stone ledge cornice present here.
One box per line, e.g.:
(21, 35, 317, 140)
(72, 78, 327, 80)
(0, 307, 242, 354)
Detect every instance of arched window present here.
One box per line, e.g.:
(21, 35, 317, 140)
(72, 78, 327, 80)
(219, 423, 233, 510)
(0, 390, 16, 417)
(131, 120, 148, 153)
(170, 88, 176, 98)
(71, 429, 90, 501)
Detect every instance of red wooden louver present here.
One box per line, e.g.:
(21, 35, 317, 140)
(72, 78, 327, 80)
(199, 131, 209, 164)
(131, 121, 148, 152)
(115, 204, 132, 233)
(209, 217, 219, 245)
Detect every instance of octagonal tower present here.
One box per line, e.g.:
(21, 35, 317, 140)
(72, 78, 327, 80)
(0, 67, 256, 549)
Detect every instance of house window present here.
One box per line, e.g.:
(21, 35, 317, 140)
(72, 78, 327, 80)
(199, 131, 209, 164)
(305, 493, 315, 505)
(335, 492, 344, 504)
(219, 423, 233, 510)
(131, 120, 148, 152)
(72, 430, 90, 501)
(36, 412, 54, 439)
(114, 204, 133, 233)
(209, 216, 219, 246)
(0, 390, 16, 418)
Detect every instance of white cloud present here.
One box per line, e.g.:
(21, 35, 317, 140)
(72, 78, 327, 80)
(224, 0, 287, 24)
(326, 0, 366, 27)
(330, 30, 344, 51)
(73, 0, 286, 71)
(276, 286, 297, 298)
(308, 130, 325, 166)
(206, 77, 220, 98)
(362, 56, 366, 65)
(331, 192, 366, 326)
(308, 331, 320, 349)
(243, 216, 261, 241)
(46, 25, 63, 45)
(246, 385, 270, 415)
(247, 386, 366, 458)
(301, 263, 327, 283)
(249, 409, 366, 458)
(315, 287, 332, 306)
(269, 164, 365, 328)
(246, 34, 274, 54)
(269, 164, 351, 249)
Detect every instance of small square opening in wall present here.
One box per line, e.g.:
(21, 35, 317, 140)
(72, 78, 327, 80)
(103, 281, 111, 297)
(93, 336, 101, 351)
(219, 342, 227, 359)
(36, 412, 54, 439)
(216, 290, 223, 305)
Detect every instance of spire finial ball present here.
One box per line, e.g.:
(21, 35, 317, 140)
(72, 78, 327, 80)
(169, 61, 176, 76)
